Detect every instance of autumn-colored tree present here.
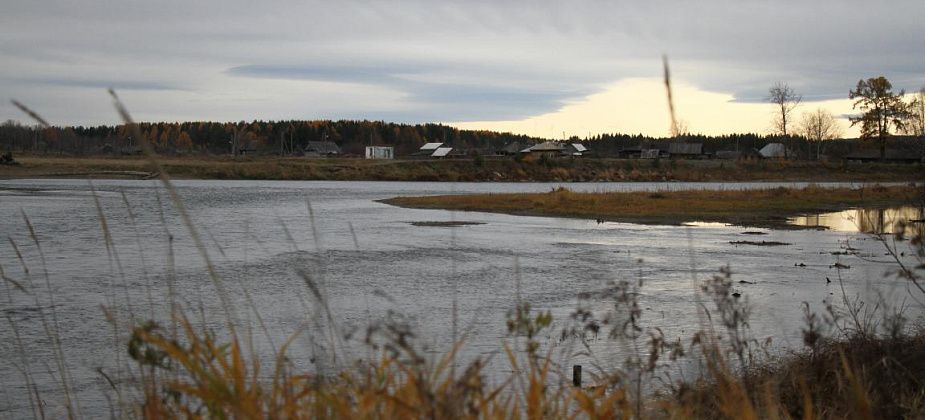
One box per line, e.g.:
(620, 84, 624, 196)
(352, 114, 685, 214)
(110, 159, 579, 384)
(849, 76, 908, 160)
(176, 131, 193, 152)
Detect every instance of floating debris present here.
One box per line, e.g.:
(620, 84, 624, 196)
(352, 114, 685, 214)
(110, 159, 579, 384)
(738, 280, 755, 284)
(829, 262, 851, 269)
(794, 263, 806, 267)
(741, 231, 768, 235)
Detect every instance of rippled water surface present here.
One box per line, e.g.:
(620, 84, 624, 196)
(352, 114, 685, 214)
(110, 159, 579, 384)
(0, 179, 920, 417)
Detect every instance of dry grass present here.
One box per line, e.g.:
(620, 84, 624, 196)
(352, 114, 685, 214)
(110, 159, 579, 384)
(1, 154, 923, 182)
(675, 332, 925, 419)
(383, 185, 924, 229)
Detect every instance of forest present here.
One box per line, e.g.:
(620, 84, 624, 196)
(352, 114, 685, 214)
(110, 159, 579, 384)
(0, 118, 922, 159)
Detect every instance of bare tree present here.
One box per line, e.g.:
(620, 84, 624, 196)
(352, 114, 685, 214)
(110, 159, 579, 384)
(903, 87, 925, 138)
(768, 82, 802, 135)
(797, 108, 842, 160)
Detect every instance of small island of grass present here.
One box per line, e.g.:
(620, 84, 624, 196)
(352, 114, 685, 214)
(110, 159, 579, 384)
(382, 185, 923, 229)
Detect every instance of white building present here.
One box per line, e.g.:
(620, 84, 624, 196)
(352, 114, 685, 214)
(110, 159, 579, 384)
(365, 146, 394, 159)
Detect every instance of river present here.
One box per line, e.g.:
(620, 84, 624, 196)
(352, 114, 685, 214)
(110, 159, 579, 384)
(0, 179, 921, 418)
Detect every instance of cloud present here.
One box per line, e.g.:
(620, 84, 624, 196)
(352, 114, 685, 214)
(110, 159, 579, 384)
(1, 0, 923, 131)
(17, 78, 179, 91)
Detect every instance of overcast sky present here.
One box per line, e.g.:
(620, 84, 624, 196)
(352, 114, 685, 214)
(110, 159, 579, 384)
(2, 0, 923, 137)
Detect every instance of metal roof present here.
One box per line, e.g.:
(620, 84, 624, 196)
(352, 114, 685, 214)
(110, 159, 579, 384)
(759, 143, 787, 158)
(431, 147, 453, 157)
(420, 142, 444, 151)
(571, 143, 587, 152)
(529, 141, 566, 152)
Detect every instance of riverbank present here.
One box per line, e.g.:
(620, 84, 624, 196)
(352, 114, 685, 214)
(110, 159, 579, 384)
(382, 185, 924, 229)
(1, 155, 923, 182)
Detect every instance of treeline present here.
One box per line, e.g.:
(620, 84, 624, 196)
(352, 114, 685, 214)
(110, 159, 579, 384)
(0, 120, 544, 156)
(0, 118, 921, 158)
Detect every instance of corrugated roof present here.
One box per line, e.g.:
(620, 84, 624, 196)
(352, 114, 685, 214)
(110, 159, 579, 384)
(431, 147, 453, 157)
(571, 143, 587, 152)
(420, 142, 444, 151)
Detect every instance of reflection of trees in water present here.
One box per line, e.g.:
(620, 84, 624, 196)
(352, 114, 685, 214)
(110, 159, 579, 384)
(855, 207, 924, 236)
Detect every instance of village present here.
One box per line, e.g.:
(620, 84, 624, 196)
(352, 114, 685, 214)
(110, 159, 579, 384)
(305, 138, 925, 164)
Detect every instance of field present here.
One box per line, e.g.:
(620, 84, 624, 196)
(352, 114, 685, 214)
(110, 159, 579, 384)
(383, 185, 924, 229)
(1, 154, 924, 182)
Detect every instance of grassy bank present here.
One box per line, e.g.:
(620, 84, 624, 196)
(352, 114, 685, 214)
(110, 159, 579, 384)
(382, 185, 924, 229)
(1, 154, 923, 181)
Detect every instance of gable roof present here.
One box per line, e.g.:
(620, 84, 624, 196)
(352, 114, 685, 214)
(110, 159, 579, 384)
(431, 147, 453, 157)
(305, 141, 341, 154)
(528, 141, 566, 152)
(759, 143, 787, 158)
(420, 142, 444, 151)
(502, 141, 534, 154)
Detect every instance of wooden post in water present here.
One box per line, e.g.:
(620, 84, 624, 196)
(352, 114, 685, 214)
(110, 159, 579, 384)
(572, 365, 582, 387)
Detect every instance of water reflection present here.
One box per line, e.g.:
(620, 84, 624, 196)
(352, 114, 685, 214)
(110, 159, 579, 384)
(789, 206, 924, 235)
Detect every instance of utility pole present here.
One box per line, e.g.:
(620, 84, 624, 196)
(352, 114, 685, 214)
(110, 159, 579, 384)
(231, 125, 238, 157)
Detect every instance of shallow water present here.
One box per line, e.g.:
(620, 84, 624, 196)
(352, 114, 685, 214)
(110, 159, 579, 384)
(0, 179, 921, 417)
(789, 206, 924, 235)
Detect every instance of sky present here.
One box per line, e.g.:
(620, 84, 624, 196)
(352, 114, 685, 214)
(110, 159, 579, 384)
(1, 0, 923, 138)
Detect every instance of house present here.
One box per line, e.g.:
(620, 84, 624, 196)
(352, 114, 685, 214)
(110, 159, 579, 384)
(759, 143, 788, 158)
(522, 141, 566, 158)
(304, 141, 341, 157)
(566, 143, 588, 156)
(499, 140, 535, 155)
(365, 146, 394, 159)
(668, 142, 705, 159)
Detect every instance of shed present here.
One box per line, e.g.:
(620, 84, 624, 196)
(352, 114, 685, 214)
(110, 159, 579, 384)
(365, 146, 394, 159)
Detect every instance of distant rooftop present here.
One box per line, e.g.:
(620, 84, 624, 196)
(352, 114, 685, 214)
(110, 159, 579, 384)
(420, 142, 444, 151)
(431, 147, 453, 157)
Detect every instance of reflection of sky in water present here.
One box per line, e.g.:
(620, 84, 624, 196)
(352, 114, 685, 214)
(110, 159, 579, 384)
(789, 206, 924, 235)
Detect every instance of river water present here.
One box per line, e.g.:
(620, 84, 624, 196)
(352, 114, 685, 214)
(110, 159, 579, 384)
(0, 179, 921, 417)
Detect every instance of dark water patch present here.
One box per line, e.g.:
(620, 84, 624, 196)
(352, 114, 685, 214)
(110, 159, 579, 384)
(741, 231, 767, 235)
(409, 221, 486, 227)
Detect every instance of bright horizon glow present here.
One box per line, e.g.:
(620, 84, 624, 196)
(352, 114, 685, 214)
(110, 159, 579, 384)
(451, 78, 861, 139)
